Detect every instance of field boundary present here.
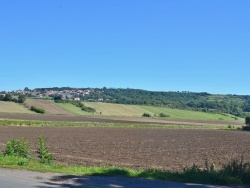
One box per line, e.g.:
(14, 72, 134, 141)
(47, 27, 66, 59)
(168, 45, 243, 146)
(0, 112, 244, 127)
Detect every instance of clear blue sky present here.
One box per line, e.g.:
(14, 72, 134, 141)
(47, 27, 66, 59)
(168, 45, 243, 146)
(0, 1, 249, 94)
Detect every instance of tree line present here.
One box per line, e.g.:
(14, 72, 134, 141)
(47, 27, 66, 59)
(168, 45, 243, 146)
(0, 94, 26, 103)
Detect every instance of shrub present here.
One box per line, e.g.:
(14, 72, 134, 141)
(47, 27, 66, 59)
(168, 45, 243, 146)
(242, 126, 250, 131)
(55, 99, 97, 113)
(4, 137, 30, 158)
(18, 94, 26, 103)
(245, 113, 250, 126)
(82, 106, 96, 113)
(3, 94, 12, 101)
(221, 157, 250, 183)
(12, 98, 18, 103)
(182, 157, 250, 185)
(242, 113, 250, 131)
(37, 136, 53, 164)
(30, 106, 45, 114)
(142, 113, 151, 117)
(159, 113, 170, 118)
(54, 95, 62, 102)
(227, 125, 234, 129)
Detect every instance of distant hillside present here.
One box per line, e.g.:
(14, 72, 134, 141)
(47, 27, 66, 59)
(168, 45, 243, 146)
(0, 101, 34, 114)
(2, 87, 250, 117)
(25, 99, 73, 115)
(83, 102, 242, 121)
(81, 88, 250, 117)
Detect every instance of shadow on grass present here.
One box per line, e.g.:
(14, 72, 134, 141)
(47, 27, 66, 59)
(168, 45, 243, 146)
(35, 168, 246, 188)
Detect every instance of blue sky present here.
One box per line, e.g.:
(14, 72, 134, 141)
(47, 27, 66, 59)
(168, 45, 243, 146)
(0, 1, 249, 94)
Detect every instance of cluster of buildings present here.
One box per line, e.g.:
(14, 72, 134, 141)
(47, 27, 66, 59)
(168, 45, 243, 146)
(0, 88, 98, 101)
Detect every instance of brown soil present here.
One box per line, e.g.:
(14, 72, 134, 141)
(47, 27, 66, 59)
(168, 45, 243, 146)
(0, 127, 249, 170)
(24, 99, 73, 115)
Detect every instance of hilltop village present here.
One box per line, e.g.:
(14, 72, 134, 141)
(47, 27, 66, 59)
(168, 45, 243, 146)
(0, 88, 103, 101)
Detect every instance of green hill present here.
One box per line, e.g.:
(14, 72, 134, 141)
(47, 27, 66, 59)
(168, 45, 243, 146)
(83, 102, 242, 121)
(81, 88, 250, 117)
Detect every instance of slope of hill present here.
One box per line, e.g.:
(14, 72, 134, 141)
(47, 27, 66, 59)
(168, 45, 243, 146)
(52, 101, 93, 116)
(25, 99, 73, 115)
(0, 101, 33, 114)
(83, 102, 150, 117)
(81, 88, 250, 117)
(4, 87, 250, 117)
(83, 102, 242, 121)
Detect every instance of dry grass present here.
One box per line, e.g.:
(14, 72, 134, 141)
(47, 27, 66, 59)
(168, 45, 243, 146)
(0, 101, 33, 114)
(25, 99, 73, 115)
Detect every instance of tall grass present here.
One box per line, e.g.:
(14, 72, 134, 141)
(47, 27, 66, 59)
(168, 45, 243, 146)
(0, 154, 249, 185)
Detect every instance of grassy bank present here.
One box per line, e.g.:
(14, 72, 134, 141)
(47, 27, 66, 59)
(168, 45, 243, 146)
(0, 119, 233, 130)
(83, 102, 243, 121)
(0, 154, 249, 186)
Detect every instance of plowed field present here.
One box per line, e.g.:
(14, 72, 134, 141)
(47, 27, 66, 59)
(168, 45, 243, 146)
(0, 127, 249, 171)
(25, 99, 73, 115)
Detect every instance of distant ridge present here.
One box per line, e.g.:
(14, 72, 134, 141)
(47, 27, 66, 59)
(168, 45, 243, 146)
(1, 87, 250, 118)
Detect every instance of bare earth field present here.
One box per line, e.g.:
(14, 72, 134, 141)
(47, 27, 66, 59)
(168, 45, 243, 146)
(0, 127, 249, 171)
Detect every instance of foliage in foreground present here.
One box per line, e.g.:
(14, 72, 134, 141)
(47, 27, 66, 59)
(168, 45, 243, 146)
(4, 137, 29, 158)
(1, 137, 250, 185)
(0, 153, 249, 186)
(37, 136, 53, 164)
(3, 136, 53, 164)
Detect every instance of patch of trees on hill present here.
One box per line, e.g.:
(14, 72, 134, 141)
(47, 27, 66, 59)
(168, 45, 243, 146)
(0, 94, 26, 103)
(54, 97, 96, 113)
(81, 88, 250, 117)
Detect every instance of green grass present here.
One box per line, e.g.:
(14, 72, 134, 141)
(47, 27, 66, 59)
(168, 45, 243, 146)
(51, 101, 93, 115)
(83, 102, 150, 117)
(140, 106, 241, 120)
(0, 154, 249, 186)
(0, 119, 231, 129)
(83, 102, 243, 121)
(0, 101, 33, 114)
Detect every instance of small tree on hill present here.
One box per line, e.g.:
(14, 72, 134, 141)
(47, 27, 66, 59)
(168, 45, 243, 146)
(54, 95, 62, 102)
(245, 113, 250, 126)
(3, 94, 12, 101)
(142, 113, 151, 117)
(18, 94, 26, 103)
(243, 113, 250, 131)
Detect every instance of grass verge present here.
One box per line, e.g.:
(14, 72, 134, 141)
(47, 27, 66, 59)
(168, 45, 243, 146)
(0, 119, 233, 130)
(0, 154, 249, 186)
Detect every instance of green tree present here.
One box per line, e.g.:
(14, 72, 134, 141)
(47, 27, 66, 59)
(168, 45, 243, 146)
(24, 87, 30, 91)
(18, 94, 26, 103)
(142, 113, 151, 117)
(54, 95, 62, 101)
(245, 113, 250, 126)
(3, 94, 12, 101)
(0, 95, 4, 100)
